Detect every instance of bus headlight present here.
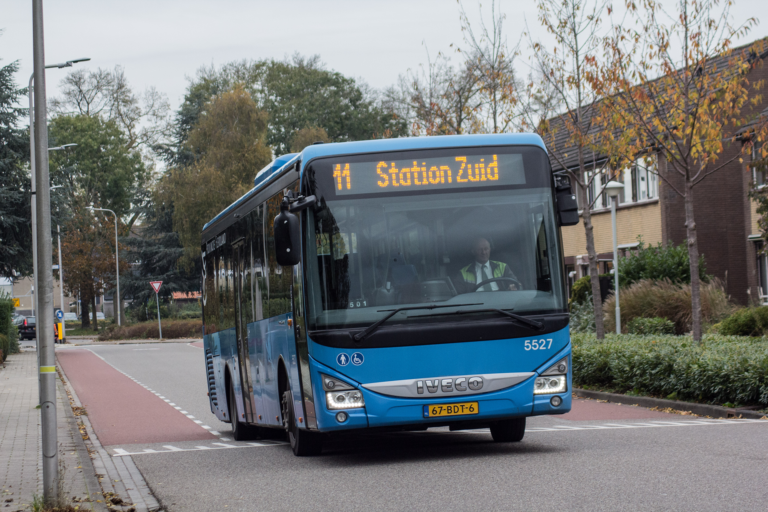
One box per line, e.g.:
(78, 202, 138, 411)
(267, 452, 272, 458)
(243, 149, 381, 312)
(326, 390, 365, 410)
(534, 375, 566, 395)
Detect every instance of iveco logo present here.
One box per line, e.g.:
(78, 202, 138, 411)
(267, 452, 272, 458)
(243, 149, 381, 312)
(416, 376, 483, 394)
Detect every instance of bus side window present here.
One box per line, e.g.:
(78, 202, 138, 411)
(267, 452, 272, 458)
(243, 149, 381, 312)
(204, 254, 217, 334)
(266, 190, 293, 317)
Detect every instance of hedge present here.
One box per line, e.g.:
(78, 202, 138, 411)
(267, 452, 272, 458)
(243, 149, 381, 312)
(0, 295, 20, 362)
(572, 333, 768, 406)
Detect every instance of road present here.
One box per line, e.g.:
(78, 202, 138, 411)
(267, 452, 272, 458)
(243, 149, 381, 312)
(56, 342, 768, 511)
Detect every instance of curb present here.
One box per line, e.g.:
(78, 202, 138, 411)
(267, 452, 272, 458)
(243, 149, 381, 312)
(57, 353, 162, 512)
(574, 388, 768, 419)
(65, 338, 201, 345)
(56, 377, 109, 512)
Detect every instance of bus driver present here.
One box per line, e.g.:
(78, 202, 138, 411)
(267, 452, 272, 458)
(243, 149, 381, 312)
(457, 237, 519, 292)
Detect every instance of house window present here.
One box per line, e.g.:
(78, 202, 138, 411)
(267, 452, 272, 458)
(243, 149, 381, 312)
(632, 155, 658, 201)
(753, 145, 767, 187)
(756, 241, 768, 305)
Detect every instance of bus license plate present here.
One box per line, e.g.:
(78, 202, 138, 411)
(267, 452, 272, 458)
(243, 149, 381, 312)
(424, 402, 479, 418)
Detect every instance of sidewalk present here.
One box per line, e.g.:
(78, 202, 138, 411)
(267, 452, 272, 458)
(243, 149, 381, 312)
(0, 349, 105, 511)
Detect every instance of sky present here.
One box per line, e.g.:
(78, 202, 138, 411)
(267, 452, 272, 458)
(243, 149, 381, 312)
(2, 0, 767, 115)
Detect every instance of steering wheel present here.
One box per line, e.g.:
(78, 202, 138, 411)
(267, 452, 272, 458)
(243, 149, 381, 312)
(474, 277, 523, 291)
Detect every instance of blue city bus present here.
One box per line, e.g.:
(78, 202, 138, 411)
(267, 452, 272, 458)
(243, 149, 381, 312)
(201, 133, 579, 455)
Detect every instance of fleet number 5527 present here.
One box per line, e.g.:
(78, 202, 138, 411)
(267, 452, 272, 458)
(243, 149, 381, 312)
(524, 339, 553, 350)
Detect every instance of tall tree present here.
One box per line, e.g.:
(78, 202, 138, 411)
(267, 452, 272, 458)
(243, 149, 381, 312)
(48, 114, 148, 327)
(165, 85, 272, 264)
(458, 0, 519, 133)
(0, 59, 31, 279)
(525, 0, 623, 339)
(599, 0, 766, 341)
(50, 66, 171, 153)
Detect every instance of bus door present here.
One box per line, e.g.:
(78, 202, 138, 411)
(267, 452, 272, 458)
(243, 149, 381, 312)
(233, 240, 257, 423)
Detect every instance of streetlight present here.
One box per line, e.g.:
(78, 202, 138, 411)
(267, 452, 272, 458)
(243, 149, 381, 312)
(605, 180, 625, 334)
(49, 179, 74, 343)
(28, 58, 89, 347)
(87, 207, 121, 326)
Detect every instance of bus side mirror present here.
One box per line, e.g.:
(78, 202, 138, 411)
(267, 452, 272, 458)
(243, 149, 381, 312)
(557, 191, 579, 226)
(274, 198, 301, 266)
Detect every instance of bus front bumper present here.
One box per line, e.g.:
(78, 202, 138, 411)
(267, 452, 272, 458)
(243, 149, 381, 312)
(306, 352, 572, 433)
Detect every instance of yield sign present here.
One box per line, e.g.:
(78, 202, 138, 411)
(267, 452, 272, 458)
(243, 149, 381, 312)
(150, 281, 163, 294)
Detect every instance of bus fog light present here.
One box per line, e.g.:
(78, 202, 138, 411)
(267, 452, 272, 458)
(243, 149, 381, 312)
(336, 412, 348, 422)
(534, 375, 566, 395)
(550, 396, 562, 407)
(326, 390, 365, 410)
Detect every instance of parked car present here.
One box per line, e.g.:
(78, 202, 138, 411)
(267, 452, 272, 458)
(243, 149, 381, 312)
(63, 312, 78, 322)
(17, 316, 62, 341)
(12, 313, 25, 326)
(18, 316, 36, 340)
(89, 312, 106, 321)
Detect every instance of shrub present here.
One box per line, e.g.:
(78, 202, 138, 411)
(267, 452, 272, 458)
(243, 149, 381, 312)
(0, 294, 20, 361)
(603, 278, 735, 334)
(618, 238, 708, 288)
(718, 307, 768, 337)
(99, 319, 202, 341)
(570, 274, 614, 305)
(626, 317, 675, 335)
(572, 333, 768, 406)
(569, 297, 596, 333)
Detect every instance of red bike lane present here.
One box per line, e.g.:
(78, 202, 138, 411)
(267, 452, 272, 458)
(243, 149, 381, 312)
(57, 348, 216, 446)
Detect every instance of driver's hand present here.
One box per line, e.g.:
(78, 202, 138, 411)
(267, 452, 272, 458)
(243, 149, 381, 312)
(508, 284, 518, 291)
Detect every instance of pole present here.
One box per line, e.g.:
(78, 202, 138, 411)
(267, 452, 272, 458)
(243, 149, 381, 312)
(114, 214, 120, 326)
(57, 224, 65, 342)
(156, 291, 162, 340)
(611, 196, 621, 334)
(29, 75, 38, 322)
(33, 0, 58, 501)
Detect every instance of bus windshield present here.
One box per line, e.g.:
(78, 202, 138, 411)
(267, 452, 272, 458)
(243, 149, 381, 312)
(303, 145, 566, 331)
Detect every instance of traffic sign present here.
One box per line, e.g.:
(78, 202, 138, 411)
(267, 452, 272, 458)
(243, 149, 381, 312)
(12, 298, 20, 307)
(150, 281, 162, 293)
(56, 310, 64, 320)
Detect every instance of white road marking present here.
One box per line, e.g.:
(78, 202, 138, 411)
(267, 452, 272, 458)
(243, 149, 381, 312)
(194, 420, 203, 424)
(202, 426, 212, 430)
(111, 441, 288, 456)
(210, 431, 221, 436)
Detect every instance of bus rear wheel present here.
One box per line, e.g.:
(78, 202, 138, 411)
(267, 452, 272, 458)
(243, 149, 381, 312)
(490, 417, 526, 442)
(281, 389, 323, 456)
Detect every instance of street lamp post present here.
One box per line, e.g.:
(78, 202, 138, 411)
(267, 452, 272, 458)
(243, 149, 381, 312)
(87, 207, 121, 326)
(606, 181, 626, 335)
(49, 179, 75, 343)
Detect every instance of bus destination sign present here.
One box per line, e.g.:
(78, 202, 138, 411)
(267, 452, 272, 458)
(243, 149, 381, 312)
(331, 154, 525, 196)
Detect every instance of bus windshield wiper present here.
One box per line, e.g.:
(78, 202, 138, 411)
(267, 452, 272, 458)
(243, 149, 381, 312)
(450, 308, 544, 330)
(352, 303, 483, 342)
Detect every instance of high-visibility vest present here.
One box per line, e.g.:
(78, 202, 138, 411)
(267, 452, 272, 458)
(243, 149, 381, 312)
(459, 261, 509, 284)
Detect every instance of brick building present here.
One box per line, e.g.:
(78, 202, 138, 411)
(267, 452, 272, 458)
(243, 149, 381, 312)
(550, 38, 768, 306)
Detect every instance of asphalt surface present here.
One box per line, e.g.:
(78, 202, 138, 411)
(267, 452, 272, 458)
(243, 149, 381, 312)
(57, 342, 768, 511)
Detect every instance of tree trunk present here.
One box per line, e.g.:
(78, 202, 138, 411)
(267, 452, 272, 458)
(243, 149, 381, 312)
(684, 176, 702, 342)
(81, 287, 91, 329)
(582, 205, 605, 339)
(92, 293, 98, 332)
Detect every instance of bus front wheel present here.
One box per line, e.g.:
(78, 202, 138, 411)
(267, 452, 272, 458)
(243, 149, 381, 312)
(281, 389, 323, 456)
(490, 417, 526, 442)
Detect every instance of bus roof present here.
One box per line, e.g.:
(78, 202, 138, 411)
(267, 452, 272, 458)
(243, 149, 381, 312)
(202, 133, 546, 234)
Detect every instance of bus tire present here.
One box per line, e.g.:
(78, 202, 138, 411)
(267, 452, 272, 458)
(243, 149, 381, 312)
(281, 389, 323, 456)
(228, 379, 257, 441)
(490, 417, 526, 442)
